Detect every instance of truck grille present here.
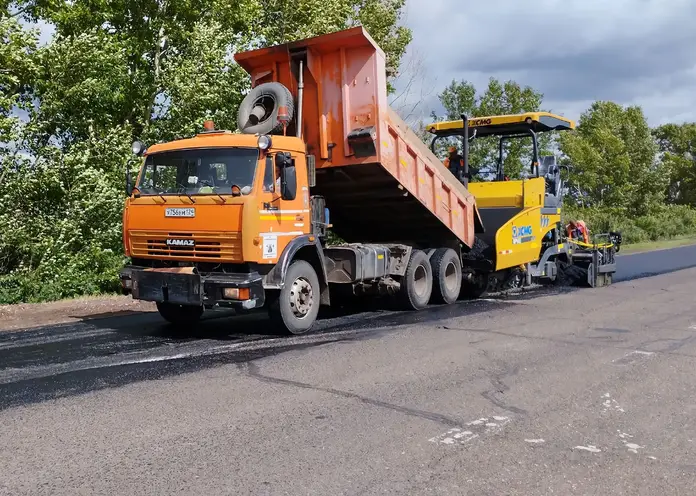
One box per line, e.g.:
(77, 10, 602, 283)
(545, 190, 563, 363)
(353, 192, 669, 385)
(129, 231, 242, 261)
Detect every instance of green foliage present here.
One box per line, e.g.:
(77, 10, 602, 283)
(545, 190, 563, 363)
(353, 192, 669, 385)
(0, 15, 38, 172)
(0, 126, 137, 303)
(653, 122, 696, 205)
(427, 78, 547, 179)
(0, 0, 412, 304)
(559, 101, 664, 215)
(563, 204, 696, 245)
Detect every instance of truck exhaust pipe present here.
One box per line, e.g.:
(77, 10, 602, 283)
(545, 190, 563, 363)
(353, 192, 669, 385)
(296, 59, 304, 139)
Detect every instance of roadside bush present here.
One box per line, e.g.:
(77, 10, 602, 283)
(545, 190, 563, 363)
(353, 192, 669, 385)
(563, 203, 696, 244)
(0, 244, 125, 304)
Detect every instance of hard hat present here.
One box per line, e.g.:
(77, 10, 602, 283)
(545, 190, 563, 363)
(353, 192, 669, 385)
(448, 146, 457, 153)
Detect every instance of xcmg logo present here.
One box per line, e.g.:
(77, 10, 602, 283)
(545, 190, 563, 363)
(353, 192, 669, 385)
(469, 118, 492, 127)
(512, 225, 533, 238)
(166, 238, 195, 247)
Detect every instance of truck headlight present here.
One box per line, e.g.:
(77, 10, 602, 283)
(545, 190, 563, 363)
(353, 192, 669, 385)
(258, 135, 272, 150)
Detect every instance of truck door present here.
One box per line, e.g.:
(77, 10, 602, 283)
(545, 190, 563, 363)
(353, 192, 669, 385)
(258, 152, 308, 263)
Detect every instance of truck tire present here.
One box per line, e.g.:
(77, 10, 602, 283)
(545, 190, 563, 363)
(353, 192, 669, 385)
(156, 302, 203, 326)
(398, 249, 433, 310)
(459, 271, 489, 299)
(268, 259, 320, 335)
(237, 82, 295, 135)
(430, 248, 462, 305)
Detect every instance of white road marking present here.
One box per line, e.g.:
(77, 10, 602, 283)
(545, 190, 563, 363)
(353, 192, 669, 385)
(430, 428, 478, 445)
(525, 439, 545, 444)
(612, 350, 655, 366)
(689, 324, 696, 330)
(429, 415, 510, 446)
(574, 445, 601, 453)
(625, 442, 643, 454)
(601, 393, 625, 413)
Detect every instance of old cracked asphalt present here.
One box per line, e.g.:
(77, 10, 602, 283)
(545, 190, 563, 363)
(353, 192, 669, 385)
(2, 245, 696, 495)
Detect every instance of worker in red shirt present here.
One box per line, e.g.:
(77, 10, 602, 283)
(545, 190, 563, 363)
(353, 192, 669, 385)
(566, 219, 590, 244)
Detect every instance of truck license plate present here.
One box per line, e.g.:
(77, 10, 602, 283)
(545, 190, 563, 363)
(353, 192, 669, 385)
(165, 207, 195, 218)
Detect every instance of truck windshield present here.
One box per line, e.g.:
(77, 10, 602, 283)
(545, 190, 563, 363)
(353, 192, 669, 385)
(137, 147, 259, 196)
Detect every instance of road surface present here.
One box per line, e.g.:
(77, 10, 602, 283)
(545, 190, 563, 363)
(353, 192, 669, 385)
(1, 244, 696, 495)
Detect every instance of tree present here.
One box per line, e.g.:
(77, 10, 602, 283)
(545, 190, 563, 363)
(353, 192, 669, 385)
(559, 101, 663, 214)
(0, 15, 38, 185)
(0, 0, 412, 303)
(653, 123, 696, 205)
(424, 78, 547, 179)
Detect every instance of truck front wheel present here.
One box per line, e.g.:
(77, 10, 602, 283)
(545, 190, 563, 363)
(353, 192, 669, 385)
(269, 260, 321, 335)
(156, 302, 203, 326)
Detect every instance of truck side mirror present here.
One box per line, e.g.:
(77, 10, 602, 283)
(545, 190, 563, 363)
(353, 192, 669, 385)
(280, 165, 297, 201)
(276, 152, 296, 201)
(126, 168, 133, 196)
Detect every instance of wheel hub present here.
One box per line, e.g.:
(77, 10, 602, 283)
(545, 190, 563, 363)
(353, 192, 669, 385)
(289, 277, 314, 318)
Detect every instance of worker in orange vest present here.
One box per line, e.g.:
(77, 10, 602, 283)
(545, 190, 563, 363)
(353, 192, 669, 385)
(566, 219, 590, 244)
(443, 146, 477, 182)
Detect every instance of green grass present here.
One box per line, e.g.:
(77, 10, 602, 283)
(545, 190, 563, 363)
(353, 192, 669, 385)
(618, 234, 696, 255)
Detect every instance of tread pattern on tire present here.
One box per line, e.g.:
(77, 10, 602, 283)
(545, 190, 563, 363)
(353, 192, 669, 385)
(398, 249, 433, 311)
(237, 82, 295, 135)
(268, 259, 320, 335)
(430, 248, 461, 305)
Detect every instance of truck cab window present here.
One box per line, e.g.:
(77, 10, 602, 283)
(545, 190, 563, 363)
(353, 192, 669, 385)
(138, 147, 259, 196)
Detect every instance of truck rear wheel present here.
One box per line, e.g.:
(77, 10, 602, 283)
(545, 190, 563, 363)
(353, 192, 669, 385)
(268, 260, 320, 335)
(430, 248, 462, 305)
(156, 302, 203, 326)
(399, 249, 433, 310)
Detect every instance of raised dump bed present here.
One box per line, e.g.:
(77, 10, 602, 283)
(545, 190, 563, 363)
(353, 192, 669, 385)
(234, 27, 480, 250)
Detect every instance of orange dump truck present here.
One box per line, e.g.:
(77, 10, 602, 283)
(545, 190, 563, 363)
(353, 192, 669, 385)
(119, 27, 483, 334)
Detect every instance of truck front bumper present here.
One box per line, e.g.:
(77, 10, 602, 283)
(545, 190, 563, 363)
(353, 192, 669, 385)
(119, 266, 266, 310)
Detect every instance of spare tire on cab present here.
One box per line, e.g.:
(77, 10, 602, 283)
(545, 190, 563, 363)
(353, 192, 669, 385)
(237, 82, 295, 135)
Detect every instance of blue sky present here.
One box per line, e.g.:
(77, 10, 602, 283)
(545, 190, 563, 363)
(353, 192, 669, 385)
(392, 0, 696, 127)
(20, 0, 696, 129)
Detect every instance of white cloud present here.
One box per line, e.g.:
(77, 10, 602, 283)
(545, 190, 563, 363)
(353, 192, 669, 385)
(393, 0, 696, 126)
